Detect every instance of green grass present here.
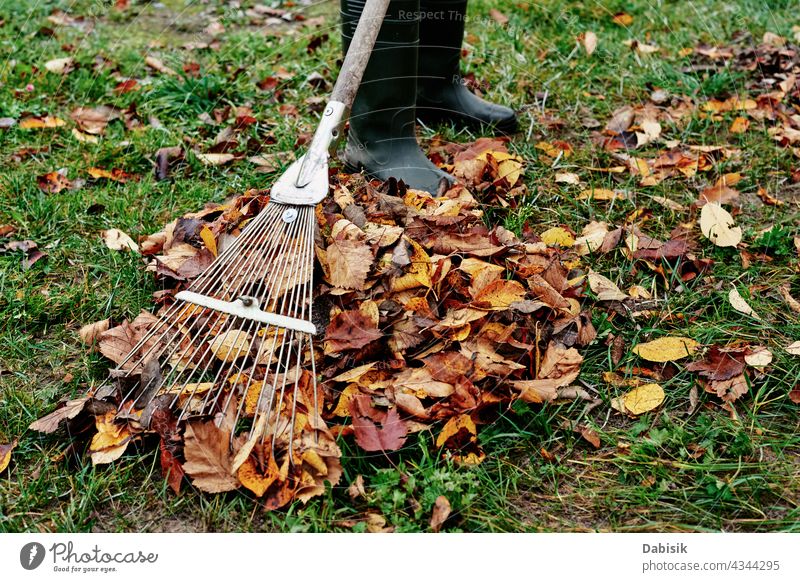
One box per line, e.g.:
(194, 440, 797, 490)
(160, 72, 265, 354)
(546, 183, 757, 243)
(1, 0, 798, 532)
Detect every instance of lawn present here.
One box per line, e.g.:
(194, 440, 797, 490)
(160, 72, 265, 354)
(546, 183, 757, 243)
(0, 0, 798, 532)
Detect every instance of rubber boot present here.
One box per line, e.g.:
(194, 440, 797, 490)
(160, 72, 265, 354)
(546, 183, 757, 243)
(340, 0, 454, 194)
(417, 0, 518, 133)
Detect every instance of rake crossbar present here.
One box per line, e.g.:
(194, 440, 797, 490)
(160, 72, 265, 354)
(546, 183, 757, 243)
(175, 290, 317, 335)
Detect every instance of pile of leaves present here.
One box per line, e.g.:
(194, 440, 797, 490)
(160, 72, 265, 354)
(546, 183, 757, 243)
(29, 139, 597, 507)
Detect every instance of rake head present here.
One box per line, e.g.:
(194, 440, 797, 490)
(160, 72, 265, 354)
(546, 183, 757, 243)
(113, 201, 320, 455)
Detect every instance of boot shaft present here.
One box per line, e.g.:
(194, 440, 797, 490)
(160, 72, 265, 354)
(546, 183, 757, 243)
(340, 0, 421, 141)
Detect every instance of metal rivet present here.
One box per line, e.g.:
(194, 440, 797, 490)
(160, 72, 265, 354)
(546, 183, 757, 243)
(282, 208, 298, 223)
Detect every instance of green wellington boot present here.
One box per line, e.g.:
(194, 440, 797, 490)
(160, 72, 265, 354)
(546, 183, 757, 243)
(417, 0, 518, 133)
(340, 0, 454, 194)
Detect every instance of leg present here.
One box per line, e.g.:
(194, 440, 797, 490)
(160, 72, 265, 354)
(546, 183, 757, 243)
(340, 0, 454, 194)
(417, 0, 518, 133)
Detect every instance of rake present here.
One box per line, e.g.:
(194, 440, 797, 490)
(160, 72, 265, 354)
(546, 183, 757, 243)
(114, 0, 393, 455)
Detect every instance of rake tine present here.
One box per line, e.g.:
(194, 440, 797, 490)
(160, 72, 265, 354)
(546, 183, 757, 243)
(220, 206, 307, 429)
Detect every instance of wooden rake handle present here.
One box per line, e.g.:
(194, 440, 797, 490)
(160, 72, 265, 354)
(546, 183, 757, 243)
(330, 0, 392, 109)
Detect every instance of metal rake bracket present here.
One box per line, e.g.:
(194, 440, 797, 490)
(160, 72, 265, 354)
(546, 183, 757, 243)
(175, 290, 317, 335)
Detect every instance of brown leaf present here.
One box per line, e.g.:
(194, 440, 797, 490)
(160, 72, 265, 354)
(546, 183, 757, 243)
(98, 311, 160, 368)
(29, 397, 89, 433)
(709, 374, 749, 403)
(326, 238, 373, 290)
(88, 167, 134, 182)
(182, 420, 240, 493)
(79, 319, 111, 345)
(350, 395, 408, 452)
(324, 310, 382, 353)
(686, 346, 746, 381)
(37, 171, 72, 193)
(578, 425, 601, 448)
(430, 495, 451, 532)
(70, 106, 120, 134)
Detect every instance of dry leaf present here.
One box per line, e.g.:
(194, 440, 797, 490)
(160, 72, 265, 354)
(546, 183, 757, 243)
(581, 31, 598, 56)
(102, 229, 139, 253)
(730, 116, 749, 134)
(29, 398, 89, 433)
(44, 57, 75, 74)
(633, 337, 700, 362)
(327, 238, 373, 290)
(19, 116, 65, 129)
(79, 319, 111, 345)
(612, 12, 633, 26)
(728, 287, 761, 320)
(786, 341, 800, 356)
(430, 495, 451, 532)
(89, 411, 133, 465)
(622, 383, 665, 415)
(0, 440, 17, 474)
(183, 420, 240, 492)
(540, 227, 575, 247)
(578, 187, 625, 201)
(209, 330, 252, 362)
(350, 396, 407, 452)
(745, 347, 772, 368)
(588, 270, 628, 301)
(700, 203, 742, 247)
(196, 153, 235, 166)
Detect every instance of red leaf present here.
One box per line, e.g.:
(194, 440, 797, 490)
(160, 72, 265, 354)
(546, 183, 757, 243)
(349, 395, 408, 452)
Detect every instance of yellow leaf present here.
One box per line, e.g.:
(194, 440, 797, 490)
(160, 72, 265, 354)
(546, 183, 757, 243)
(89, 412, 132, 465)
(578, 187, 625, 201)
(622, 383, 665, 415)
(72, 128, 99, 143)
(632, 336, 700, 362)
(540, 226, 575, 247)
(700, 202, 742, 247)
(473, 279, 526, 310)
(19, 116, 65, 129)
(612, 12, 633, 26)
(390, 237, 432, 292)
(436, 414, 476, 448)
(497, 158, 523, 186)
(730, 116, 749, 134)
(200, 225, 217, 257)
(209, 330, 252, 362)
(0, 440, 17, 474)
(333, 384, 361, 417)
(237, 455, 277, 497)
